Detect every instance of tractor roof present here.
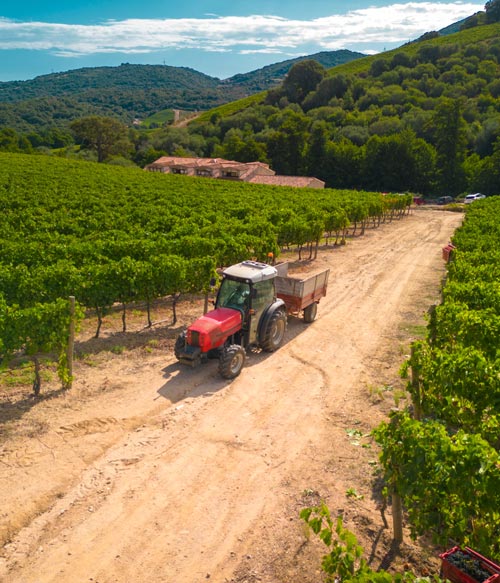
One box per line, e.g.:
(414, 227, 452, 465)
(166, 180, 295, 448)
(223, 261, 277, 283)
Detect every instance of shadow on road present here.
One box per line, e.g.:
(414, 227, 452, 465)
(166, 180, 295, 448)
(156, 315, 316, 404)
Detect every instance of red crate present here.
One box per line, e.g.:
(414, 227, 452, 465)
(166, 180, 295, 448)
(442, 243, 456, 262)
(440, 547, 500, 583)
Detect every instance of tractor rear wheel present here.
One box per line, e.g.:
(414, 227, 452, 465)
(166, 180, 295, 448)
(303, 302, 318, 323)
(174, 332, 186, 360)
(218, 344, 246, 379)
(261, 310, 287, 352)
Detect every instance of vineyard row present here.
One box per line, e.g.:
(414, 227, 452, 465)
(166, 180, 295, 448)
(374, 195, 500, 559)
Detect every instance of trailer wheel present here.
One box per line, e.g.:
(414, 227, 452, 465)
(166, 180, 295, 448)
(261, 310, 287, 352)
(219, 345, 246, 379)
(303, 302, 318, 323)
(174, 332, 186, 360)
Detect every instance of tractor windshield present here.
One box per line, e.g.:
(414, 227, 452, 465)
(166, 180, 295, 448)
(217, 279, 251, 311)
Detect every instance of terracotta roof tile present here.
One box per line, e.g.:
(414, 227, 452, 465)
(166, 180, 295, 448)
(146, 157, 323, 188)
(248, 175, 325, 188)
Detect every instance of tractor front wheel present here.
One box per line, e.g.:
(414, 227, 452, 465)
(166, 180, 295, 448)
(218, 344, 246, 379)
(261, 310, 287, 352)
(174, 332, 186, 360)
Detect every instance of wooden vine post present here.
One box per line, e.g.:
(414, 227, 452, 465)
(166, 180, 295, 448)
(388, 414, 404, 545)
(410, 344, 422, 421)
(66, 295, 76, 389)
(392, 491, 404, 544)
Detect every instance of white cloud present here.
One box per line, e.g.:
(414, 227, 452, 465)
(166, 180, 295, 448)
(0, 3, 484, 56)
(238, 49, 291, 55)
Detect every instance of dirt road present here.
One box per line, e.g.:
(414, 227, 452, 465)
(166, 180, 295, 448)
(0, 208, 462, 583)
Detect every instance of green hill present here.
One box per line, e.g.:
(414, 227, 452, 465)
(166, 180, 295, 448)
(199, 22, 500, 121)
(185, 22, 500, 197)
(0, 64, 230, 133)
(0, 64, 220, 103)
(0, 51, 364, 133)
(224, 50, 365, 92)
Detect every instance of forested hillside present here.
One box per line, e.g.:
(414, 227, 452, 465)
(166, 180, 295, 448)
(184, 23, 500, 197)
(0, 64, 236, 133)
(224, 50, 365, 93)
(0, 51, 364, 134)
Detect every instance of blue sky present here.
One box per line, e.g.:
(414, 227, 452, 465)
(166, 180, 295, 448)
(0, 1, 485, 82)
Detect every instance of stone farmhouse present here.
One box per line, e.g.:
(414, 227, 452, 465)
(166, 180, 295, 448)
(145, 157, 325, 189)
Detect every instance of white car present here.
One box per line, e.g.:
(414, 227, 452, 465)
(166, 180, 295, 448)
(464, 193, 486, 203)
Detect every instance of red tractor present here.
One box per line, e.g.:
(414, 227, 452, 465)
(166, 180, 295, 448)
(174, 260, 329, 379)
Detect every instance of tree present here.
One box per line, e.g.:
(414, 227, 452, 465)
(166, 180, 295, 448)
(302, 74, 350, 110)
(369, 58, 390, 77)
(363, 130, 436, 193)
(460, 12, 486, 29)
(432, 99, 467, 195)
(323, 139, 363, 189)
(485, 0, 500, 22)
(266, 109, 310, 175)
(282, 60, 326, 104)
(70, 116, 132, 162)
(213, 128, 268, 162)
(0, 128, 21, 152)
(0, 128, 32, 153)
(134, 146, 168, 167)
(391, 51, 413, 69)
(417, 43, 441, 64)
(469, 137, 500, 194)
(304, 120, 329, 178)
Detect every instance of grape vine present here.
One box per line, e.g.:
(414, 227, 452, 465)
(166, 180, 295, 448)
(374, 195, 500, 559)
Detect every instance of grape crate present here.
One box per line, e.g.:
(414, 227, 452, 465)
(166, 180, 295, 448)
(440, 547, 500, 583)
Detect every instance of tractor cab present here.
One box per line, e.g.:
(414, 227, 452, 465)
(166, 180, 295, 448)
(216, 278, 251, 314)
(216, 261, 277, 346)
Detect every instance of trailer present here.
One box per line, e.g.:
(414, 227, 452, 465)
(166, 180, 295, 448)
(275, 262, 330, 322)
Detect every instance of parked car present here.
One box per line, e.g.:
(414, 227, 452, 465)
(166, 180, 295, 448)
(438, 196, 454, 205)
(464, 193, 486, 203)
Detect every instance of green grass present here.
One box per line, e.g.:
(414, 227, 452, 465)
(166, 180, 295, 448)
(1, 362, 34, 387)
(346, 487, 364, 500)
(140, 109, 175, 128)
(195, 93, 266, 123)
(401, 323, 428, 338)
(0, 360, 54, 388)
(110, 345, 126, 355)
